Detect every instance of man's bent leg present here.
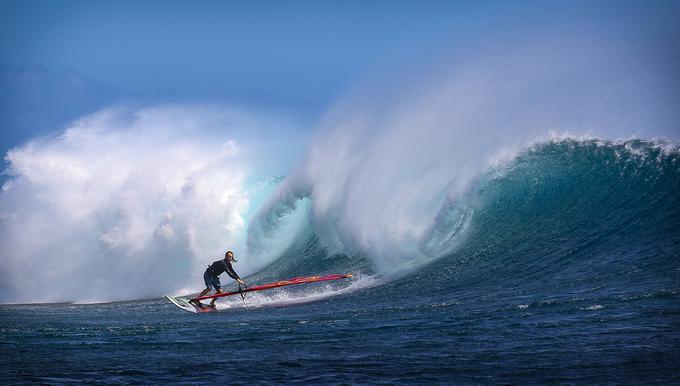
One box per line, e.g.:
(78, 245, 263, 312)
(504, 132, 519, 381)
(191, 287, 212, 305)
(209, 288, 224, 307)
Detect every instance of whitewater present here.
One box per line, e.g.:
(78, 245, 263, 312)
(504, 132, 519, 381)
(1, 37, 679, 384)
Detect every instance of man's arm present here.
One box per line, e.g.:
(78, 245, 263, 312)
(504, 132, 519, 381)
(225, 261, 244, 284)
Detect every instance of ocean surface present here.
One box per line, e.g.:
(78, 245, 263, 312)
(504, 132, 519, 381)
(2, 138, 679, 384)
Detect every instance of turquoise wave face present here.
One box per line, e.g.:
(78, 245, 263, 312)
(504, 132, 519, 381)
(411, 139, 679, 301)
(261, 138, 680, 298)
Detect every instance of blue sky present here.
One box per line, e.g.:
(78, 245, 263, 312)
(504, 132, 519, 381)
(1, 0, 679, 155)
(1, 1, 488, 95)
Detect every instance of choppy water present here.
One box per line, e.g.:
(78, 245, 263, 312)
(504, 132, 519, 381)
(2, 138, 679, 384)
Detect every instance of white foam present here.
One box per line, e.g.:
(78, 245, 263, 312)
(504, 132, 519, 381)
(213, 274, 379, 310)
(583, 304, 604, 310)
(0, 104, 305, 304)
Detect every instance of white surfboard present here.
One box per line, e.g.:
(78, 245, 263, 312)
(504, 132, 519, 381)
(165, 295, 199, 313)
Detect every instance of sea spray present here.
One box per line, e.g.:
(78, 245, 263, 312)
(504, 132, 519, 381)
(249, 36, 679, 276)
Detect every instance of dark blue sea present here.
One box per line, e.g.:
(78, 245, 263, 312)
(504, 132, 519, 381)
(2, 139, 679, 384)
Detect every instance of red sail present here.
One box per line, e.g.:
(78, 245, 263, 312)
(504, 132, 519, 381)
(192, 274, 352, 301)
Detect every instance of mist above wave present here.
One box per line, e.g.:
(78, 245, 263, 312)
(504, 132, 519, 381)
(250, 33, 679, 276)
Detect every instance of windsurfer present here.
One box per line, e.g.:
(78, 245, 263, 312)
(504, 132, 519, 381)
(191, 250, 246, 308)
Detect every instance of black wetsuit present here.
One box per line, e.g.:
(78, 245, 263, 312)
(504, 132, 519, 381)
(206, 259, 241, 281)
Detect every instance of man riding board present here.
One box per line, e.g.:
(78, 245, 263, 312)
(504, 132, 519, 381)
(191, 250, 246, 308)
